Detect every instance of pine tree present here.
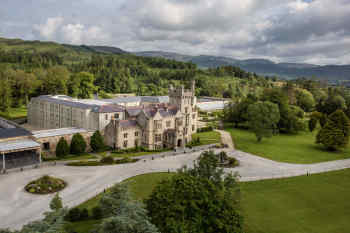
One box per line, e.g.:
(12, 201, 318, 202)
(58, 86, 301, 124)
(90, 130, 105, 152)
(50, 193, 63, 211)
(56, 137, 69, 158)
(316, 110, 350, 151)
(70, 133, 87, 154)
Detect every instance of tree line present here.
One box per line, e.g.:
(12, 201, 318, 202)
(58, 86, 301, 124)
(224, 80, 350, 151)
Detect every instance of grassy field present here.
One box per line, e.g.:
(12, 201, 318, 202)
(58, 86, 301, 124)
(68, 170, 350, 233)
(228, 128, 350, 164)
(242, 169, 350, 233)
(191, 130, 221, 145)
(0, 106, 27, 120)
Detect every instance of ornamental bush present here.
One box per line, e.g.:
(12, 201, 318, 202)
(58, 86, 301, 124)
(56, 137, 69, 158)
(70, 133, 87, 154)
(100, 156, 114, 164)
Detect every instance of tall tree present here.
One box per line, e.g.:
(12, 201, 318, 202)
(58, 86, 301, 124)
(316, 110, 350, 151)
(247, 101, 280, 142)
(146, 151, 243, 233)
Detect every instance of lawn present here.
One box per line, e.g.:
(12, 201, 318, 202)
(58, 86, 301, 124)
(228, 128, 350, 164)
(68, 170, 350, 233)
(242, 169, 350, 233)
(191, 130, 221, 145)
(67, 172, 174, 233)
(0, 106, 27, 120)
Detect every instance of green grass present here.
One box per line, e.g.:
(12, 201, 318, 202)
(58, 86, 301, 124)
(191, 130, 221, 146)
(68, 172, 174, 232)
(228, 128, 350, 164)
(0, 106, 27, 120)
(77, 172, 175, 212)
(242, 169, 350, 233)
(69, 170, 350, 233)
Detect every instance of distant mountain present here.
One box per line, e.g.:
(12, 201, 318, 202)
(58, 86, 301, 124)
(133, 51, 350, 81)
(1, 37, 349, 81)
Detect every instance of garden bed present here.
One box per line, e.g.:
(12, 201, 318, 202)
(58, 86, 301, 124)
(25, 175, 66, 194)
(66, 157, 139, 166)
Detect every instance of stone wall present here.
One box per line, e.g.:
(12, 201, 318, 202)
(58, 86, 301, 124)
(36, 131, 93, 157)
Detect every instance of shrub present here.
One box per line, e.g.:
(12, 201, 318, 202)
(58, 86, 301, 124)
(56, 137, 70, 158)
(197, 126, 213, 133)
(70, 133, 87, 154)
(65, 208, 82, 222)
(80, 208, 89, 220)
(100, 156, 114, 164)
(92, 206, 103, 219)
(90, 130, 105, 152)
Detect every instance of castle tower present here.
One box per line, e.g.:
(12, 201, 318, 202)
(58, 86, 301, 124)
(169, 80, 197, 147)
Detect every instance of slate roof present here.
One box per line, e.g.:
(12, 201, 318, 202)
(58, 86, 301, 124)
(119, 120, 139, 128)
(34, 96, 125, 113)
(0, 128, 32, 140)
(0, 117, 32, 140)
(0, 139, 40, 152)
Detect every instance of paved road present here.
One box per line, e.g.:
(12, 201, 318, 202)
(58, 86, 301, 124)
(215, 129, 235, 149)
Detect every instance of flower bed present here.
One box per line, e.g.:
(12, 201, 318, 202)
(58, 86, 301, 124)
(25, 175, 66, 194)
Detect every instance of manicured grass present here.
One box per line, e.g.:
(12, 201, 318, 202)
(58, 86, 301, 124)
(67, 172, 175, 233)
(191, 130, 221, 145)
(228, 128, 350, 164)
(0, 106, 27, 120)
(242, 169, 350, 233)
(69, 170, 350, 233)
(77, 172, 175, 212)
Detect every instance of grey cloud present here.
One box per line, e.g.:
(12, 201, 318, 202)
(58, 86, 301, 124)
(0, 0, 350, 65)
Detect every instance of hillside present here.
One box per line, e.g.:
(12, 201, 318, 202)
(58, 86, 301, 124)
(134, 51, 350, 81)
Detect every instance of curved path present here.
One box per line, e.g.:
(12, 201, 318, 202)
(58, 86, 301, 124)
(2, 132, 350, 229)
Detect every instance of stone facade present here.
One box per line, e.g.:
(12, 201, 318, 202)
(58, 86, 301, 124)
(33, 128, 94, 156)
(27, 95, 124, 131)
(104, 82, 198, 150)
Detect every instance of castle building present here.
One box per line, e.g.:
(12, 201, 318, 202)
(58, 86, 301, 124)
(27, 81, 198, 151)
(104, 82, 198, 150)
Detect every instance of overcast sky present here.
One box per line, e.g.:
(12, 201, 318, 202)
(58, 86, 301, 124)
(1, 0, 350, 65)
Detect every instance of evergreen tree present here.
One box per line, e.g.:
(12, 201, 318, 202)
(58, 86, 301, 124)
(309, 118, 318, 132)
(50, 193, 63, 211)
(90, 131, 105, 152)
(56, 137, 69, 158)
(316, 110, 350, 151)
(70, 133, 87, 154)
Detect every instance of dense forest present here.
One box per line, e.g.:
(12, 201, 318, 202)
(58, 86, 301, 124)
(0, 37, 275, 114)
